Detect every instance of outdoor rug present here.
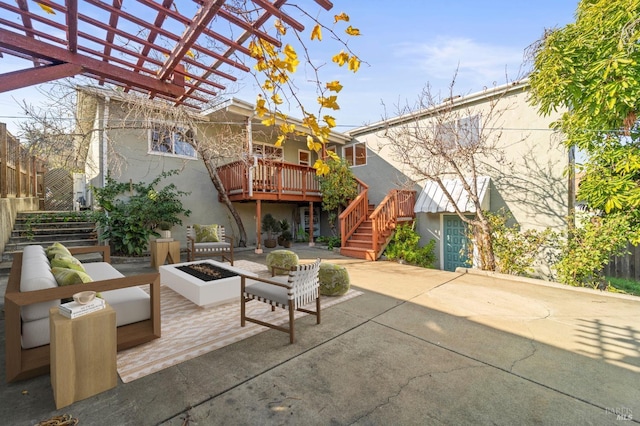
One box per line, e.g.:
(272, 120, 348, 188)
(116, 260, 363, 383)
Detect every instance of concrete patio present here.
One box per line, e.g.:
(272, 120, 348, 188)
(1, 244, 639, 425)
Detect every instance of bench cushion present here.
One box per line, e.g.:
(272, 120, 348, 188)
(20, 245, 59, 322)
(84, 263, 151, 327)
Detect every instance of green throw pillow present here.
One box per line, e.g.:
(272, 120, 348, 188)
(50, 255, 86, 272)
(51, 267, 93, 286)
(46, 242, 72, 260)
(195, 224, 219, 243)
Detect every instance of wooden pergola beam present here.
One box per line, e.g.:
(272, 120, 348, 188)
(0, 29, 185, 97)
(0, 63, 83, 92)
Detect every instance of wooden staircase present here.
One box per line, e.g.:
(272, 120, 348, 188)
(339, 179, 416, 261)
(2, 211, 97, 263)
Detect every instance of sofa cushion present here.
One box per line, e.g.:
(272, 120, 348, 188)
(83, 262, 150, 326)
(50, 255, 86, 272)
(51, 267, 93, 286)
(20, 245, 59, 322)
(194, 224, 219, 242)
(21, 317, 50, 350)
(45, 242, 72, 260)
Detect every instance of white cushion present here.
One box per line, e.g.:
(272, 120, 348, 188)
(101, 287, 151, 326)
(83, 262, 125, 280)
(194, 242, 231, 249)
(20, 246, 59, 322)
(245, 278, 290, 306)
(21, 317, 50, 349)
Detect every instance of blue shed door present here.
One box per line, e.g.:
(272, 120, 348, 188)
(443, 215, 470, 271)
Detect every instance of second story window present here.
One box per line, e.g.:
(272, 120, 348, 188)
(436, 114, 480, 149)
(252, 142, 283, 160)
(149, 125, 197, 159)
(344, 142, 366, 166)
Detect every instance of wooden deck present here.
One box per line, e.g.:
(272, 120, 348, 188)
(217, 159, 323, 203)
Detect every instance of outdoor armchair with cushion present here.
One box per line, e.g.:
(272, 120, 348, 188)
(240, 258, 321, 343)
(186, 224, 234, 265)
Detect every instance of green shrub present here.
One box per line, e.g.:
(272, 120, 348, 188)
(317, 235, 341, 250)
(384, 223, 436, 268)
(486, 209, 557, 276)
(91, 170, 191, 256)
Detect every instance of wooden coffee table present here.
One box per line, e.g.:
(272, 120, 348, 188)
(159, 260, 257, 307)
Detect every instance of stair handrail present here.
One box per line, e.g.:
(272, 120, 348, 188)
(369, 189, 417, 258)
(339, 177, 368, 249)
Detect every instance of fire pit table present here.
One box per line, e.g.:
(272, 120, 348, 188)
(159, 260, 257, 307)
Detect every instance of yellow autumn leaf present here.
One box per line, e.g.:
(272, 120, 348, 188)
(334, 13, 349, 23)
(345, 26, 361, 36)
(262, 80, 274, 91)
(332, 51, 349, 67)
(280, 123, 296, 133)
(318, 95, 340, 110)
(271, 93, 283, 105)
(326, 80, 343, 93)
(275, 135, 286, 147)
(262, 116, 276, 126)
(255, 96, 268, 117)
(248, 41, 263, 58)
(186, 49, 195, 58)
(274, 19, 287, 35)
(311, 24, 322, 41)
(323, 115, 336, 128)
(348, 56, 361, 72)
(35, 2, 55, 14)
(313, 159, 330, 176)
(328, 150, 340, 161)
(284, 44, 297, 61)
(307, 136, 315, 150)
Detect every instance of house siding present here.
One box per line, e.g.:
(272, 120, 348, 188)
(349, 83, 568, 277)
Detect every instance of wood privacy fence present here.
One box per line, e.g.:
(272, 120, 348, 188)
(603, 244, 640, 281)
(0, 123, 47, 201)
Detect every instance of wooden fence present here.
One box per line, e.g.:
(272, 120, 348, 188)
(603, 244, 640, 281)
(0, 122, 46, 200)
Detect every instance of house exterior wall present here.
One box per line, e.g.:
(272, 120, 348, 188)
(350, 83, 568, 277)
(85, 96, 332, 249)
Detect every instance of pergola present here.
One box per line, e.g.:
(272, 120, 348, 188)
(0, 0, 333, 108)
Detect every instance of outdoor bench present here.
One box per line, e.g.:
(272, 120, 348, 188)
(4, 244, 161, 382)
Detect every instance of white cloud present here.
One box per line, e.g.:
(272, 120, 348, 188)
(395, 36, 527, 91)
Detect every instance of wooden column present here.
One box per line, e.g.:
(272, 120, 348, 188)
(255, 199, 262, 253)
(0, 123, 7, 198)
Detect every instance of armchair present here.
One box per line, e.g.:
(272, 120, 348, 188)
(240, 259, 321, 343)
(186, 224, 234, 265)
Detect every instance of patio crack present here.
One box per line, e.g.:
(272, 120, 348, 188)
(349, 365, 486, 424)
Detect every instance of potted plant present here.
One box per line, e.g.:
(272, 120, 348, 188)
(277, 219, 290, 246)
(158, 221, 172, 239)
(280, 230, 293, 248)
(262, 213, 280, 248)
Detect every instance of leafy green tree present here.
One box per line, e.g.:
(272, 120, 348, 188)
(318, 158, 359, 235)
(554, 214, 631, 288)
(528, 0, 640, 235)
(91, 170, 191, 256)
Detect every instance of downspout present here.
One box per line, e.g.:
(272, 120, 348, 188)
(102, 96, 110, 188)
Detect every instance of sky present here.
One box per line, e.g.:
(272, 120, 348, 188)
(0, 0, 579, 136)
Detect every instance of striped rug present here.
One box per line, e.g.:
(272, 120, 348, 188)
(116, 260, 362, 383)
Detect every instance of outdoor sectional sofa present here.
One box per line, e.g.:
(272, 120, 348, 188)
(4, 244, 161, 382)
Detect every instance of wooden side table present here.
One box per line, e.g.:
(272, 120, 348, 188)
(150, 240, 181, 269)
(49, 304, 117, 409)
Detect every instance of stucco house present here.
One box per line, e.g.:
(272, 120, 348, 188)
(76, 87, 353, 249)
(346, 80, 571, 276)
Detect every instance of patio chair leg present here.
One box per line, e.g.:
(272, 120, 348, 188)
(289, 304, 295, 344)
(316, 295, 321, 324)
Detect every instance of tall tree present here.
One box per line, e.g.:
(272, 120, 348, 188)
(528, 0, 640, 239)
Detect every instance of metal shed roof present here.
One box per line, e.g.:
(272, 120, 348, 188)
(414, 176, 490, 214)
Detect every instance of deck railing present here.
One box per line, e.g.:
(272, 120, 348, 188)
(216, 158, 321, 201)
(339, 177, 369, 247)
(1, 123, 46, 199)
(369, 189, 416, 256)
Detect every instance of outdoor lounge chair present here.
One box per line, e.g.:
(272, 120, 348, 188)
(240, 259, 321, 343)
(186, 224, 234, 265)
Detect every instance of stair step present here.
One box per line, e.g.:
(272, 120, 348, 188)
(339, 246, 376, 261)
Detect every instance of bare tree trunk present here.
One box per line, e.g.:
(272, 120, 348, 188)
(474, 222, 496, 271)
(201, 159, 248, 247)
